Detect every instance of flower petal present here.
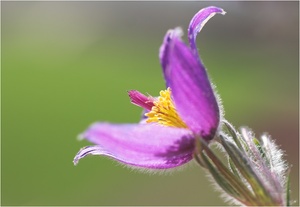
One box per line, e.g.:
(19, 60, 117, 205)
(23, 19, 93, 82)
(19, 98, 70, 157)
(74, 123, 195, 169)
(159, 27, 183, 87)
(188, 6, 226, 57)
(164, 37, 219, 139)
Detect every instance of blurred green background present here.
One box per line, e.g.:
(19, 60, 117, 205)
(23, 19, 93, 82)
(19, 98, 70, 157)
(2, 1, 299, 206)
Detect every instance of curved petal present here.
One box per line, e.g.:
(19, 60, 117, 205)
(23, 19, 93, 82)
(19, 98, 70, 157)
(74, 123, 195, 169)
(188, 6, 226, 57)
(165, 38, 219, 139)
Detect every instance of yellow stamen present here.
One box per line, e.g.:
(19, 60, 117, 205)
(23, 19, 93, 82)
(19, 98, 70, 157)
(145, 88, 188, 128)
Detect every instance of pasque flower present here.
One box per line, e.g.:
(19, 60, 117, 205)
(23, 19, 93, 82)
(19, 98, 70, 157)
(73, 6, 226, 169)
(73, 6, 292, 206)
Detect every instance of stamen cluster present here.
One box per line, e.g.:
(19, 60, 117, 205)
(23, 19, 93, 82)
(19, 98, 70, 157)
(145, 88, 187, 128)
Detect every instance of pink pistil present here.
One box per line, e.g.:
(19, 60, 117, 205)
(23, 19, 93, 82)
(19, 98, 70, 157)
(128, 90, 155, 111)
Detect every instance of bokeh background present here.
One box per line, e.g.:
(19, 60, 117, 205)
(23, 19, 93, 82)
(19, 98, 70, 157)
(2, 1, 299, 206)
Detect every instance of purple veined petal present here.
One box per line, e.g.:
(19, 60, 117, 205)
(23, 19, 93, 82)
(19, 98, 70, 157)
(74, 123, 195, 169)
(165, 37, 219, 139)
(159, 27, 183, 87)
(188, 6, 226, 57)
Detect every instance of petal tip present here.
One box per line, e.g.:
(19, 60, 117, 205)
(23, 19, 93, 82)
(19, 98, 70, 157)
(73, 151, 82, 165)
(220, 9, 226, 15)
(73, 145, 102, 166)
(188, 6, 226, 49)
(167, 27, 184, 39)
(77, 133, 85, 141)
(73, 157, 79, 166)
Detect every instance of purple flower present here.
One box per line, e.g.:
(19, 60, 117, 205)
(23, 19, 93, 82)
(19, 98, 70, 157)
(74, 6, 226, 169)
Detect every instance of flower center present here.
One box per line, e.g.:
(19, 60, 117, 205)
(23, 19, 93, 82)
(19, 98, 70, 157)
(145, 88, 188, 128)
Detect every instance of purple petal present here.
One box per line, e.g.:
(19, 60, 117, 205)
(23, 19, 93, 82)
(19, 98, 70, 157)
(164, 38, 219, 139)
(188, 6, 226, 57)
(159, 27, 183, 87)
(74, 123, 195, 169)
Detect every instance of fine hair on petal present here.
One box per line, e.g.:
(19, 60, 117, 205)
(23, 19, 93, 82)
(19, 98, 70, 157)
(114, 157, 197, 176)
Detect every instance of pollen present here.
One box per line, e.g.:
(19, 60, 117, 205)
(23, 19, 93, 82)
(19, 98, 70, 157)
(145, 88, 188, 128)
